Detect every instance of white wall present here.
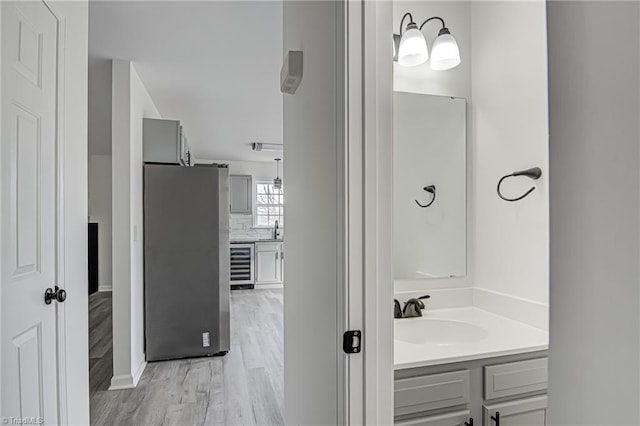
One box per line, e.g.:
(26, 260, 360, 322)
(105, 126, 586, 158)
(470, 1, 549, 306)
(111, 60, 161, 389)
(88, 155, 112, 291)
(283, 1, 342, 423)
(547, 2, 640, 424)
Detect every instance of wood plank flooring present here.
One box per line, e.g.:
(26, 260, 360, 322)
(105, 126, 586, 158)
(89, 288, 284, 426)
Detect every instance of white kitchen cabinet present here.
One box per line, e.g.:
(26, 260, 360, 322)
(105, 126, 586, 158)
(230, 175, 252, 214)
(483, 395, 547, 426)
(255, 242, 283, 284)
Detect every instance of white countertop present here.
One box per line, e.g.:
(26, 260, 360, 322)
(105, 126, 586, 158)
(394, 307, 548, 370)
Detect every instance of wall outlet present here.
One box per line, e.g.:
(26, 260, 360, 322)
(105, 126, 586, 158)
(202, 332, 210, 348)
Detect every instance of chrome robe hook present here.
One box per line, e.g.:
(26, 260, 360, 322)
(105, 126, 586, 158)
(497, 167, 542, 202)
(415, 185, 436, 208)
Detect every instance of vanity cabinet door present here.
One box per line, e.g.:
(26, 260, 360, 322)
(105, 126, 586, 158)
(483, 395, 547, 426)
(395, 410, 471, 426)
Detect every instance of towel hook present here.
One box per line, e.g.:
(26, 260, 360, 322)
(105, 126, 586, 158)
(497, 167, 542, 202)
(415, 185, 436, 208)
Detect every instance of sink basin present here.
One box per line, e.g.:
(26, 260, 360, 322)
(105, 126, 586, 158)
(395, 319, 488, 345)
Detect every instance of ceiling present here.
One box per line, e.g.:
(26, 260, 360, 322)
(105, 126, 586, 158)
(89, 1, 283, 162)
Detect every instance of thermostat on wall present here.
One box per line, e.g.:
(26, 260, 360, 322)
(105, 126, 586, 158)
(281, 50, 303, 95)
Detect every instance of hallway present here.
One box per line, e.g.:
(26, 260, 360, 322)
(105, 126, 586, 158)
(89, 288, 284, 425)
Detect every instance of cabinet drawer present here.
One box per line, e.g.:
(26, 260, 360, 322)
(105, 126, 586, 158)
(395, 410, 470, 426)
(395, 370, 470, 417)
(484, 357, 548, 400)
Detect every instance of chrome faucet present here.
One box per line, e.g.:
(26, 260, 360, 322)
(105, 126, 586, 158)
(273, 220, 280, 240)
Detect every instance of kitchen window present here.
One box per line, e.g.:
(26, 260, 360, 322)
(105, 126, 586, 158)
(254, 179, 284, 227)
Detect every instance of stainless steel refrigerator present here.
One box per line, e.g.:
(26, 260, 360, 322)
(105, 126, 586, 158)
(143, 163, 230, 361)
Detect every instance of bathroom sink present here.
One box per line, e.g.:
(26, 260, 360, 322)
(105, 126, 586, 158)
(395, 319, 488, 345)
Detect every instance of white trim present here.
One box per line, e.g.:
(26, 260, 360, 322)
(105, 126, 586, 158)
(108, 374, 135, 391)
(344, 1, 394, 424)
(132, 357, 147, 387)
(41, 1, 69, 423)
(253, 283, 283, 289)
(362, 0, 394, 423)
(108, 357, 146, 390)
(98, 285, 113, 292)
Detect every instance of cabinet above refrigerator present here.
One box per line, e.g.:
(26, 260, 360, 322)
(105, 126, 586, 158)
(143, 118, 193, 166)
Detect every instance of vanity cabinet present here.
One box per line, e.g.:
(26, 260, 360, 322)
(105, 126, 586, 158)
(394, 352, 548, 426)
(255, 242, 283, 284)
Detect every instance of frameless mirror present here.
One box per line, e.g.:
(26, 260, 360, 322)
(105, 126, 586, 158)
(393, 92, 466, 279)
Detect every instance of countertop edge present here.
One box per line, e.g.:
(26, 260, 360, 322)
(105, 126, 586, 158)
(394, 343, 549, 370)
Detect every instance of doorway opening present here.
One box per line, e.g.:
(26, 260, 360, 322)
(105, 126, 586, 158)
(87, 2, 285, 424)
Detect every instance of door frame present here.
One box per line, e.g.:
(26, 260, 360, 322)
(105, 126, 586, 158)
(344, 0, 394, 424)
(46, 1, 69, 423)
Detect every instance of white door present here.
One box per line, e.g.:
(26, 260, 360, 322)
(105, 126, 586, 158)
(1, 1, 60, 423)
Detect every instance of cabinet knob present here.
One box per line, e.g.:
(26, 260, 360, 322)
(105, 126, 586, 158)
(464, 418, 473, 426)
(491, 412, 500, 426)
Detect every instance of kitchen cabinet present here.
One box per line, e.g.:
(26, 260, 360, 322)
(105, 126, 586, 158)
(394, 352, 548, 426)
(143, 118, 193, 166)
(255, 242, 283, 284)
(230, 175, 252, 214)
(483, 396, 547, 426)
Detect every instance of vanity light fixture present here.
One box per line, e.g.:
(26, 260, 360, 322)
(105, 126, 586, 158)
(394, 12, 461, 71)
(273, 158, 282, 190)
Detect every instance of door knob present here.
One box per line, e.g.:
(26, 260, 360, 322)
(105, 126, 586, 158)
(44, 286, 67, 305)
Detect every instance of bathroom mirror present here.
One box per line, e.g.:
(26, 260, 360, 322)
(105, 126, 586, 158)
(393, 92, 466, 279)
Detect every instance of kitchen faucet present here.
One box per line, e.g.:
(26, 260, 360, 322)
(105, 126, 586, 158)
(273, 220, 280, 240)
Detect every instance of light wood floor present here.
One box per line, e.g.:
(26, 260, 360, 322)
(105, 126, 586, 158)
(89, 288, 284, 426)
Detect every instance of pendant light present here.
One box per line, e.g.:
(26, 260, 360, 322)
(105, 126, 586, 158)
(273, 158, 282, 190)
(395, 13, 461, 71)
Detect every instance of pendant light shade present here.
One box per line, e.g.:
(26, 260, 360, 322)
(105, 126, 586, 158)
(430, 28, 461, 71)
(398, 22, 429, 67)
(273, 158, 282, 190)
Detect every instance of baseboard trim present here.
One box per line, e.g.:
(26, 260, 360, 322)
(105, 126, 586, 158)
(472, 288, 548, 331)
(254, 283, 283, 289)
(108, 374, 135, 390)
(132, 357, 147, 387)
(108, 357, 147, 390)
(98, 285, 112, 292)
